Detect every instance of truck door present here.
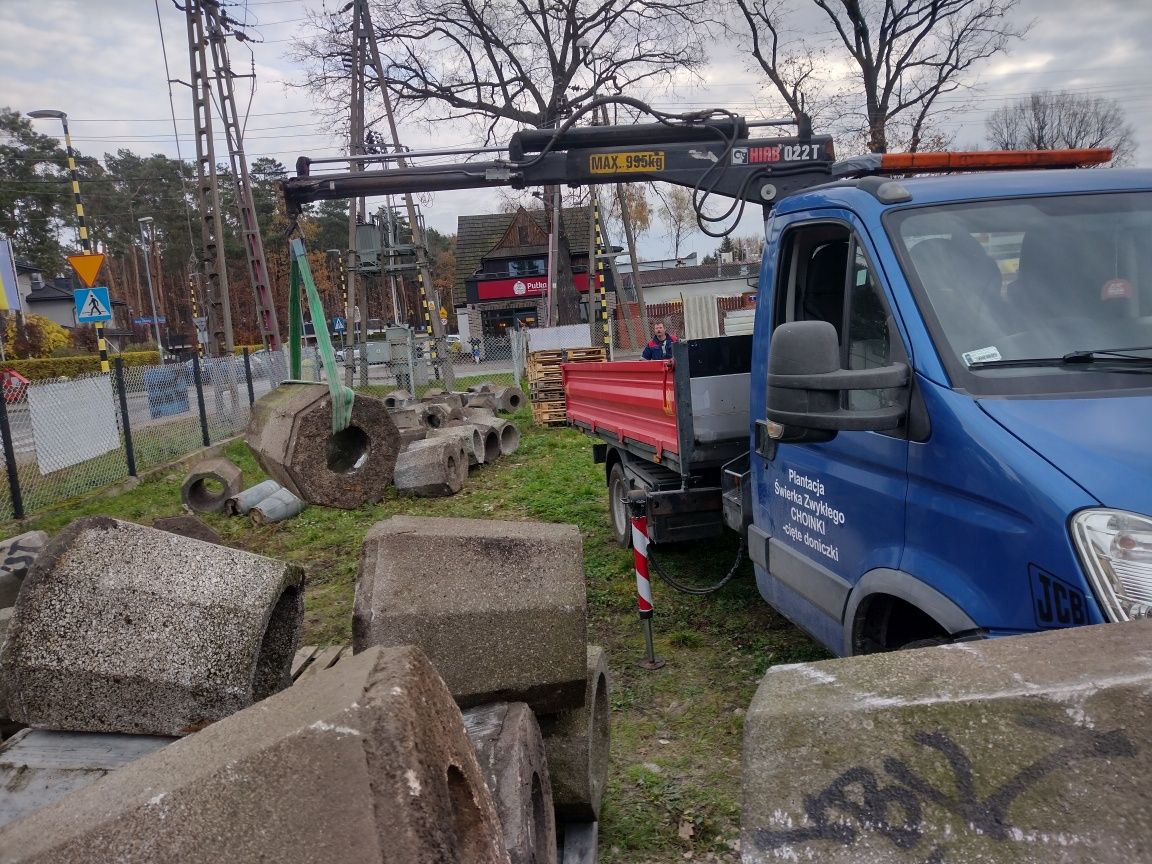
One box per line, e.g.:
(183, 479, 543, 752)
(752, 218, 910, 653)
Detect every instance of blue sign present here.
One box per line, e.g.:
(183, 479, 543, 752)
(133, 316, 166, 326)
(332, 316, 346, 332)
(75, 286, 112, 323)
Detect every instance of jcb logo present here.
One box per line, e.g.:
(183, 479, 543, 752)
(1029, 564, 1088, 628)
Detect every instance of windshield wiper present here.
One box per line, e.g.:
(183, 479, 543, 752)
(969, 347, 1152, 371)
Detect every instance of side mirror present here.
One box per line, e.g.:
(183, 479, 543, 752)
(766, 321, 908, 439)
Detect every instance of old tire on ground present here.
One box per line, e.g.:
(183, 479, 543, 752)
(608, 463, 632, 548)
(538, 645, 610, 821)
(180, 458, 243, 514)
(464, 702, 558, 864)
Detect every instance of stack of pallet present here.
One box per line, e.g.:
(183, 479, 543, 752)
(528, 346, 607, 426)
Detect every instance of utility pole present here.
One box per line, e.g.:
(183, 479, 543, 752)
(354, 0, 454, 390)
(346, 0, 367, 387)
(185, 1, 233, 357)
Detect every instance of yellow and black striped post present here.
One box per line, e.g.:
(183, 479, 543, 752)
(419, 283, 440, 377)
(593, 205, 610, 352)
(59, 115, 108, 373)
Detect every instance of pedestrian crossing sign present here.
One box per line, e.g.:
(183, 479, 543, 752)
(75, 286, 113, 322)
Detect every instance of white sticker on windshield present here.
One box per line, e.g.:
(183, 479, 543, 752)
(962, 346, 1002, 365)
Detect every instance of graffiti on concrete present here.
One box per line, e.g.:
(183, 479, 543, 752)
(748, 713, 1135, 861)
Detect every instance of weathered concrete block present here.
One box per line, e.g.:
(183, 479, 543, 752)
(464, 404, 498, 423)
(742, 621, 1152, 864)
(0, 608, 12, 732)
(246, 382, 400, 510)
(467, 392, 499, 412)
(468, 380, 499, 394)
(464, 702, 557, 864)
(151, 515, 222, 545)
(0, 531, 46, 610)
(394, 439, 467, 497)
(422, 392, 466, 418)
(473, 417, 521, 456)
(354, 516, 587, 714)
(0, 646, 509, 864)
(492, 386, 525, 413)
(429, 425, 486, 466)
(382, 388, 412, 409)
(0, 517, 304, 736)
(180, 457, 242, 514)
(538, 646, 610, 821)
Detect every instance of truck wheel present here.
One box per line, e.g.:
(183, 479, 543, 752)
(608, 463, 632, 548)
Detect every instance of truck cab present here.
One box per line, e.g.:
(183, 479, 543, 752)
(752, 168, 1152, 655)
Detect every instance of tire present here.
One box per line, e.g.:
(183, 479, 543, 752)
(898, 636, 951, 651)
(608, 463, 632, 548)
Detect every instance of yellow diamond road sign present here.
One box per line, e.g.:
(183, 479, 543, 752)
(67, 253, 105, 289)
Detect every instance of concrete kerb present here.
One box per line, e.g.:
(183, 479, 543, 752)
(742, 620, 1152, 864)
(0, 517, 305, 736)
(538, 645, 610, 822)
(464, 702, 557, 864)
(179, 457, 243, 514)
(353, 516, 588, 715)
(0, 646, 509, 864)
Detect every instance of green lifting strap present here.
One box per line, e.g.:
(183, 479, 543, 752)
(289, 238, 355, 434)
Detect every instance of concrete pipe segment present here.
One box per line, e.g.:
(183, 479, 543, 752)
(464, 702, 557, 864)
(492, 386, 526, 413)
(381, 388, 412, 409)
(180, 457, 242, 514)
(225, 479, 284, 516)
(473, 417, 521, 457)
(394, 439, 468, 497)
(538, 645, 610, 822)
(353, 516, 588, 715)
(0, 517, 305, 737)
(429, 425, 487, 466)
(0, 646, 509, 864)
(246, 383, 400, 510)
(741, 620, 1152, 864)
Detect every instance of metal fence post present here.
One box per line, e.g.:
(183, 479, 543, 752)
(113, 357, 137, 477)
(242, 347, 255, 406)
(191, 354, 211, 447)
(0, 393, 24, 520)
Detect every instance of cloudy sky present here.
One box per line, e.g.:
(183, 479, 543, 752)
(2, 0, 1149, 262)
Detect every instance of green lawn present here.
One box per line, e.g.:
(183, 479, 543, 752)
(4, 405, 827, 861)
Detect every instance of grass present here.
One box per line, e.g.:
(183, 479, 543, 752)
(2, 403, 828, 861)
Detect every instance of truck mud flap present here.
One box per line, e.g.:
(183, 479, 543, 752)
(646, 487, 724, 544)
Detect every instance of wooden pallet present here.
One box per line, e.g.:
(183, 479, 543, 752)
(563, 347, 607, 363)
(530, 383, 566, 401)
(531, 400, 569, 426)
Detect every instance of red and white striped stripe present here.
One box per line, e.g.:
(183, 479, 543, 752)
(631, 514, 653, 616)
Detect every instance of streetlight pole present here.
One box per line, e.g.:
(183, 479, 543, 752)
(27, 109, 109, 373)
(137, 218, 165, 356)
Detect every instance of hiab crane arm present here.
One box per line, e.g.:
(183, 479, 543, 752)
(282, 104, 837, 223)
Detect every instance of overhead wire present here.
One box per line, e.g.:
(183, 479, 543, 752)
(154, 0, 201, 260)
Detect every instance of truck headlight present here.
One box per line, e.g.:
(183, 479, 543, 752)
(1071, 509, 1152, 622)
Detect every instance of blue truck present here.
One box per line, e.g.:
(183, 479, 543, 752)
(283, 107, 1150, 656)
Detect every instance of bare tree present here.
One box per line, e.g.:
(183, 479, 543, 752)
(986, 91, 1137, 166)
(651, 184, 698, 260)
(731, 0, 1029, 153)
(299, 0, 715, 137)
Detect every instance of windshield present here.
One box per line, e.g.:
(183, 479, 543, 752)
(888, 191, 1152, 393)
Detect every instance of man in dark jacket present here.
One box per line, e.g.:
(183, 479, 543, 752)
(642, 321, 677, 360)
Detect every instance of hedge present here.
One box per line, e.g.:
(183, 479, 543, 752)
(3, 351, 162, 381)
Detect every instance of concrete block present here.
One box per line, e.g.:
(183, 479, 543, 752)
(473, 417, 521, 456)
(492, 387, 526, 413)
(0, 531, 47, 610)
(464, 702, 557, 864)
(394, 439, 467, 497)
(742, 621, 1152, 864)
(422, 392, 466, 418)
(467, 392, 499, 412)
(246, 382, 400, 510)
(381, 388, 412, 409)
(180, 457, 242, 514)
(353, 516, 587, 714)
(0, 646, 509, 864)
(151, 515, 223, 545)
(0, 608, 12, 732)
(538, 646, 610, 821)
(429, 425, 486, 466)
(0, 517, 305, 736)
(464, 404, 498, 422)
(468, 380, 499, 393)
